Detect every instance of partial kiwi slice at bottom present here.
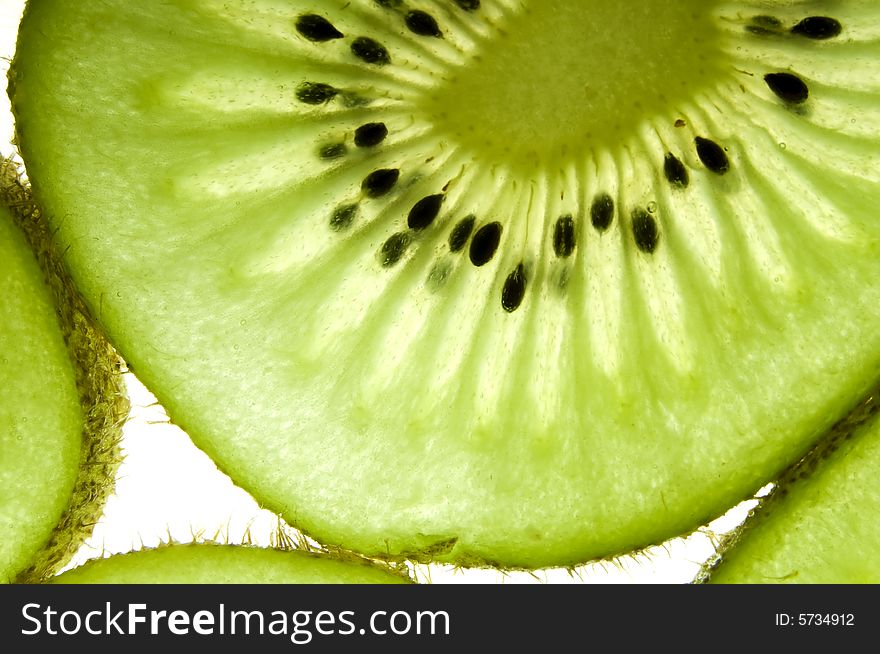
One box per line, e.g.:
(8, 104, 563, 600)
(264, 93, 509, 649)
(0, 161, 126, 583)
(53, 544, 411, 584)
(10, 1, 880, 568)
(701, 398, 880, 583)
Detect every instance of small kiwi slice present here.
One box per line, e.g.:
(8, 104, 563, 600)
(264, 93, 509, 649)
(700, 398, 880, 584)
(0, 160, 127, 583)
(9, 1, 880, 568)
(53, 543, 411, 583)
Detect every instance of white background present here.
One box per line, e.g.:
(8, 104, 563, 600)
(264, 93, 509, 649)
(0, 0, 760, 583)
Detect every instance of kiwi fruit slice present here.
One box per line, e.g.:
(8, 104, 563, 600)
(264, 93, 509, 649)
(0, 160, 127, 583)
(9, 0, 880, 569)
(52, 543, 411, 583)
(700, 398, 880, 583)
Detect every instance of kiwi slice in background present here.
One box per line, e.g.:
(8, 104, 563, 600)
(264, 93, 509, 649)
(9, 0, 880, 569)
(52, 543, 411, 583)
(0, 160, 127, 583)
(699, 398, 880, 583)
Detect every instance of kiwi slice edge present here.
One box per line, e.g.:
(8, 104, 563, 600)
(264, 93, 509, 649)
(52, 542, 413, 584)
(0, 159, 128, 583)
(698, 392, 880, 584)
(9, 0, 880, 569)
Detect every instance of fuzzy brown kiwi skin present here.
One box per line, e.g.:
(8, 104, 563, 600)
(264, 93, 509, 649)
(55, 540, 417, 584)
(1, 158, 129, 583)
(695, 390, 880, 584)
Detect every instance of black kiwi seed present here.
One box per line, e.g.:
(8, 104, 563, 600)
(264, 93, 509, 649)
(632, 209, 659, 254)
(501, 263, 528, 313)
(663, 153, 689, 188)
(694, 137, 730, 175)
(380, 232, 412, 267)
(296, 82, 339, 105)
(406, 10, 443, 38)
(374, 0, 403, 8)
(354, 123, 389, 148)
(340, 92, 372, 108)
(455, 0, 481, 11)
(752, 15, 783, 28)
(407, 194, 445, 231)
(449, 215, 476, 252)
(295, 14, 344, 42)
(553, 215, 577, 258)
(427, 261, 452, 290)
(362, 169, 400, 197)
(746, 15, 783, 36)
(590, 193, 615, 232)
(351, 37, 391, 65)
(469, 222, 503, 267)
(318, 143, 347, 160)
(764, 72, 810, 104)
(330, 204, 359, 231)
(792, 16, 842, 40)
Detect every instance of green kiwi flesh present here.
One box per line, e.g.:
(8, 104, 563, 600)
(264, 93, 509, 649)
(53, 543, 411, 583)
(701, 398, 880, 583)
(9, 0, 880, 568)
(0, 161, 125, 583)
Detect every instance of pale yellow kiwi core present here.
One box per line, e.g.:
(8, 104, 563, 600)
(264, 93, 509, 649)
(425, 1, 723, 167)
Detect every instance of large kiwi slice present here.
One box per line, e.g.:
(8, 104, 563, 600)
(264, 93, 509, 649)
(53, 543, 411, 583)
(1, 161, 126, 583)
(700, 398, 880, 583)
(10, 1, 880, 568)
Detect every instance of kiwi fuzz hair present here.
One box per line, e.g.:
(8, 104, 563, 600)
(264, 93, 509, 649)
(1, 158, 129, 583)
(52, 541, 414, 584)
(696, 389, 880, 583)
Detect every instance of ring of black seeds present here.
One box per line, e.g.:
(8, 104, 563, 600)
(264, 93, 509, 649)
(299, 4, 845, 315)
